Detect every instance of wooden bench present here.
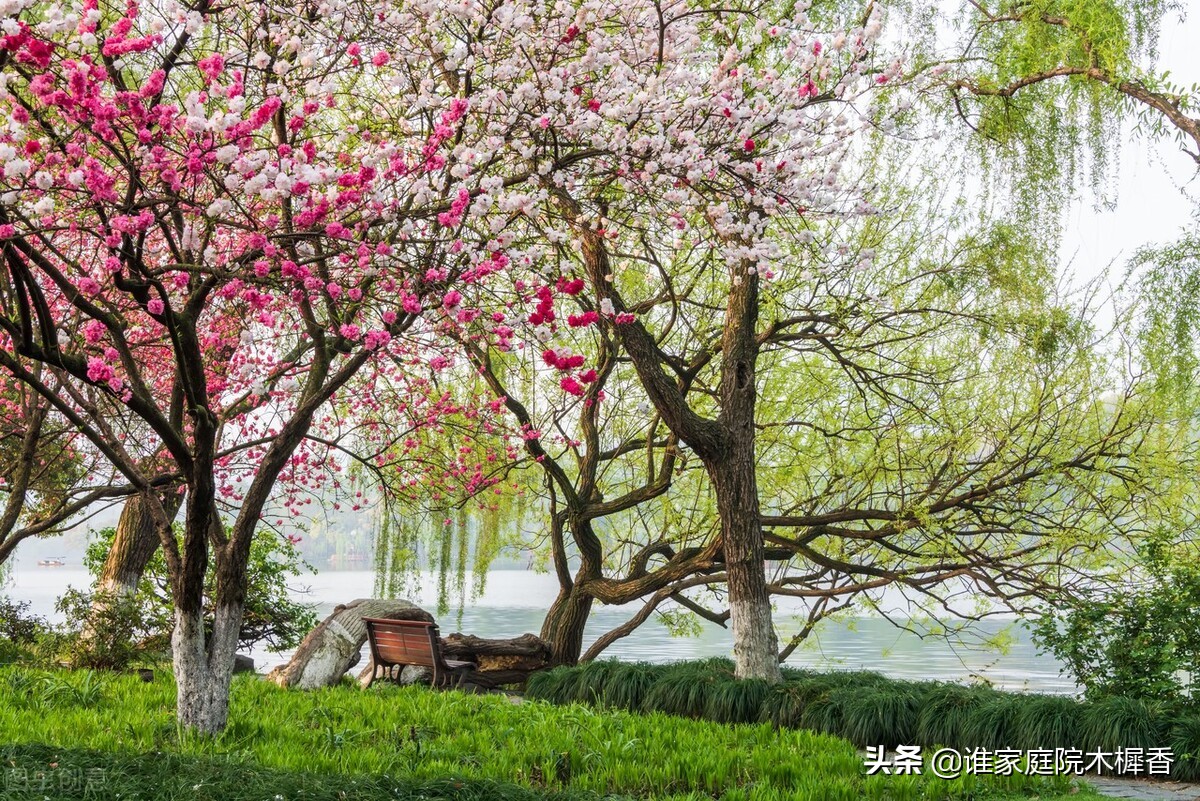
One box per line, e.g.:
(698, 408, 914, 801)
(362, 617, 478, 689)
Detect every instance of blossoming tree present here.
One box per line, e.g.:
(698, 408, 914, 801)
(0, 0, 510, 731)
(402, 0, 893, 681)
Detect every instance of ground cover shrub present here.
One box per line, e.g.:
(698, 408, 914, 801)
(527, 659, 1194, 780)
(914, 684, 996, 747)
(1078, 696, 1168, 753)
(49, 526, 318, 672)
(1009, 695, 1082, 750)
(957, 693, 1021, 751)
(0, 665, 1092, 801)
(1168, 712, 1200, 782)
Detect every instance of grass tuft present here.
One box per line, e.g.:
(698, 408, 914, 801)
(1010, 695, 1083, 750)
(1079, 696, 1166, 752)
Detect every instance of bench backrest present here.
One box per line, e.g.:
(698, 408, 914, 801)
(363, 617, 441, 669)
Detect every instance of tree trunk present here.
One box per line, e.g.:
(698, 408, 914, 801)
(172, 602, 242, 735)
(710, 459, 780, 681)
(540, 582, 593, 666)
(570, 210, 779, 683)
(82, 492, 181, 654)
(711, 254, 781, 683)
(95, 494, 161, 597)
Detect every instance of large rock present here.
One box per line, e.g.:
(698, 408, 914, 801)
(266, 598, 433, 689)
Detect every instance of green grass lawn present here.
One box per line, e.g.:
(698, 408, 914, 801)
(0, 666, 1100, 800)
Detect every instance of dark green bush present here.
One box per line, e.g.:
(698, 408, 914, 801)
(1080, 696, 1167, 753)
(1168, 712, 1200, 781)
(701, 677, 771, 724)
(958, 693, 1020, 750)
(1010, 694, 1085, 750)
(840, 685, 924, 748)
(0, 596, 45, 645)
(81, 525, 317, 657)
(49, 589, 166, 670)
(1033, 536, 1200, 704)
(797, 686, 848, 735)
(32, 525, 318, 672)
(760, 682, 808, 729)
(916, 683, 995, 747)
(598, 661, 656, 709)
(640, 664, 720, 718)
(0, 596, 46, 665)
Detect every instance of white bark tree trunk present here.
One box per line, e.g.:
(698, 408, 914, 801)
(172, 603, 242, 734)
(730, 591, 780, 680)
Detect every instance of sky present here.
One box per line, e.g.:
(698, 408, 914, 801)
(1057, 3, 1200, 290)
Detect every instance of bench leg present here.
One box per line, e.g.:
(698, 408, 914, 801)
(365, 663, 379, 689)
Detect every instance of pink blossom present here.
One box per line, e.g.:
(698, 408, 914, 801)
(198, 54, 225, 81)
(86, 356, 115, 385)
(364, 330, 391, 350)
(83, 320, 106, 344)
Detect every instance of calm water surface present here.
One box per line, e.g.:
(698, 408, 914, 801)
(4, 565, 1076, 694)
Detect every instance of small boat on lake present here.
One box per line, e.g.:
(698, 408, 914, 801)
(36, 557, 66, 567)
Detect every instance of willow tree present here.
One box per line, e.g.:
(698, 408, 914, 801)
(400, 129, 1164, 668)
(937, 0, 1199, 381)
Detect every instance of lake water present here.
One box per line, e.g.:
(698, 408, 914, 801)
(3, 565, 1078, 694)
